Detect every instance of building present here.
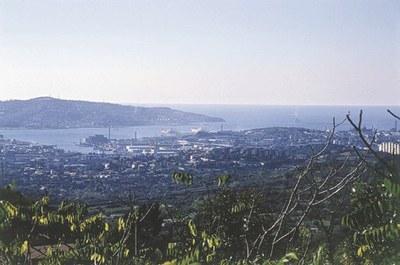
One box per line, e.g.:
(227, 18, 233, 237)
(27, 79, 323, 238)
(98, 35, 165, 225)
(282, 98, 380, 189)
(379, 142, 400, 155)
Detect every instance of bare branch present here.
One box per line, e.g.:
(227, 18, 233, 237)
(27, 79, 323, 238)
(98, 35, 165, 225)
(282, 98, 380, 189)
(347, 111, 398, 180)
(388, 109, 400, 120)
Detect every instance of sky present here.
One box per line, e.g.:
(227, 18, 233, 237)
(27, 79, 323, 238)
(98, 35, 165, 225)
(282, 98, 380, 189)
(0, 0, 399, 105)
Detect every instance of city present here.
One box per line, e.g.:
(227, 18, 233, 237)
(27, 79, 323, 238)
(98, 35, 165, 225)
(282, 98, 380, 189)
(1, 125, 399, 214)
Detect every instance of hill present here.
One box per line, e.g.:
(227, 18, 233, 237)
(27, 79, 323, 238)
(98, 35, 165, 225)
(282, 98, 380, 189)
(0, 97, 225, 129)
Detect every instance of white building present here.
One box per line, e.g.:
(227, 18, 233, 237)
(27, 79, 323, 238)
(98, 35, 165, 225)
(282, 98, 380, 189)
(378, 142, 400, 155)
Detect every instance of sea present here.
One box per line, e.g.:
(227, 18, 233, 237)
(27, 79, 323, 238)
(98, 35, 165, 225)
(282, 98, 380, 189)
(1, 105, 399, 153)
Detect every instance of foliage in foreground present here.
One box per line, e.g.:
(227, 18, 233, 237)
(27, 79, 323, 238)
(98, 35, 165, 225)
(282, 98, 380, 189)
(0, 183, 300, 265)
(1, 170, 397, 265)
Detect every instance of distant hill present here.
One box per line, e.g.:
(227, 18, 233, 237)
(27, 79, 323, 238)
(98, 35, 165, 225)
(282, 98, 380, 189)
(0, 97, 225, 129)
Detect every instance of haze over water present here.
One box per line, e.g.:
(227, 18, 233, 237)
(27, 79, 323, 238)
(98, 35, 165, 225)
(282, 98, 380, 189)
(1, 105, 398, 153)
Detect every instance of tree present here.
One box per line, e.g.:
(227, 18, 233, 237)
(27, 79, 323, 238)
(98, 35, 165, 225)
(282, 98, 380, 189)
(342, 110, 400, 263)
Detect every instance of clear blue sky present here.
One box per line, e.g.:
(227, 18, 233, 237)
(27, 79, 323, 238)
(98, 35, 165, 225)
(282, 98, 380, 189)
(0, 0, 399, 105)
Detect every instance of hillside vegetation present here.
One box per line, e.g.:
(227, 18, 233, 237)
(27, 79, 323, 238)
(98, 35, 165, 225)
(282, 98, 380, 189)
(0, 97, 224, 129)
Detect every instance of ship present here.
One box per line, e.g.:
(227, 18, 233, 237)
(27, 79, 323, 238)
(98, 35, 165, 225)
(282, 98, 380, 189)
(161, 128, 179, 136)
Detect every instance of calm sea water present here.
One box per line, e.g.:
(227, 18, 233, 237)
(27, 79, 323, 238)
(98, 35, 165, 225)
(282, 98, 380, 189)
(1, 105, 399, 152)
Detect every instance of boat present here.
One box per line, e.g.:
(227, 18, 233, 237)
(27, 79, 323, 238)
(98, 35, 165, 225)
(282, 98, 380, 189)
(161, 128, 179, 136)
(161, 128, 172, 134)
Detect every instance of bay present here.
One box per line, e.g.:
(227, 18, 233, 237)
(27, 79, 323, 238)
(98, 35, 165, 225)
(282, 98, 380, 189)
(1, 105, 399, 152)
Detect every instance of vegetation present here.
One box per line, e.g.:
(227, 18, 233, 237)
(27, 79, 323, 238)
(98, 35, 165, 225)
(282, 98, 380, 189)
(341, 111, 400, 264)
(0, 97, 224, 129)
(0, 111, 399, 264)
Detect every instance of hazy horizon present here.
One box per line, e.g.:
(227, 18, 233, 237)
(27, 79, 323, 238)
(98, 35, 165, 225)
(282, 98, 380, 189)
(1, 96, 400, 107)
(1, 0, 399, 105)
